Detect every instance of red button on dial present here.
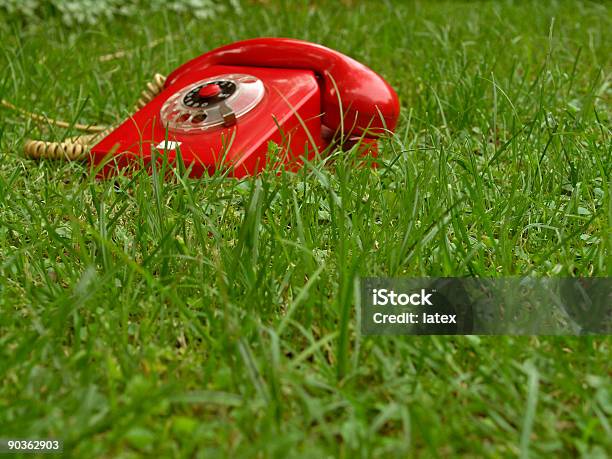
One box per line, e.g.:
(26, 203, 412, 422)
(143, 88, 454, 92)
(198, 84, 222, 98)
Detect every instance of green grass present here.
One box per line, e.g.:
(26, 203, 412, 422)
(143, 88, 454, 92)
(0, 0, 610, 457)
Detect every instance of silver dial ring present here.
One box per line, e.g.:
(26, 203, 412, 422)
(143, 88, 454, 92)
(160, 74, 265, 133)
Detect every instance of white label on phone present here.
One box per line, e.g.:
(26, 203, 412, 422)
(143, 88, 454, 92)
(155, 140, 182, 151)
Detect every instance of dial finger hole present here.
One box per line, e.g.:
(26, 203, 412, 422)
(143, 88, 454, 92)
(191, 113, 207, 124)
(177, 113, 191, 123)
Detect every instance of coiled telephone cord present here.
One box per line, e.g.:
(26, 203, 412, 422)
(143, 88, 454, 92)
(23, 129, 115, 161)
(1, 73, 166, 161)
(133, 73, 167, 111)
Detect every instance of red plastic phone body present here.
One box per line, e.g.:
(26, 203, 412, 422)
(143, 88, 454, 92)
(91, 65, 322, 177)
(90, 38, 399, 178)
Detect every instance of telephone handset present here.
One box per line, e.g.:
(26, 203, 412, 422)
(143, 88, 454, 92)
(91, 38, 400, 177)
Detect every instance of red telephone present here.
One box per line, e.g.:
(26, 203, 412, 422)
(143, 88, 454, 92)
(90, 38, 400, 178)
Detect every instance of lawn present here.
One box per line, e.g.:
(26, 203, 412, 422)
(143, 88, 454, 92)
(0, 0, 610, 457)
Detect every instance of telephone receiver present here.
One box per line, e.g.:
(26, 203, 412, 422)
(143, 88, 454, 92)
(91, 38, 400, 178)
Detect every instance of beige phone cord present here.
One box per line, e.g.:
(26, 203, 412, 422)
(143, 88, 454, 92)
(1, 73, 166, 161)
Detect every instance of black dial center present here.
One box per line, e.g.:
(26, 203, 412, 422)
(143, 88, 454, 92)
(182, 81, 237, 109)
